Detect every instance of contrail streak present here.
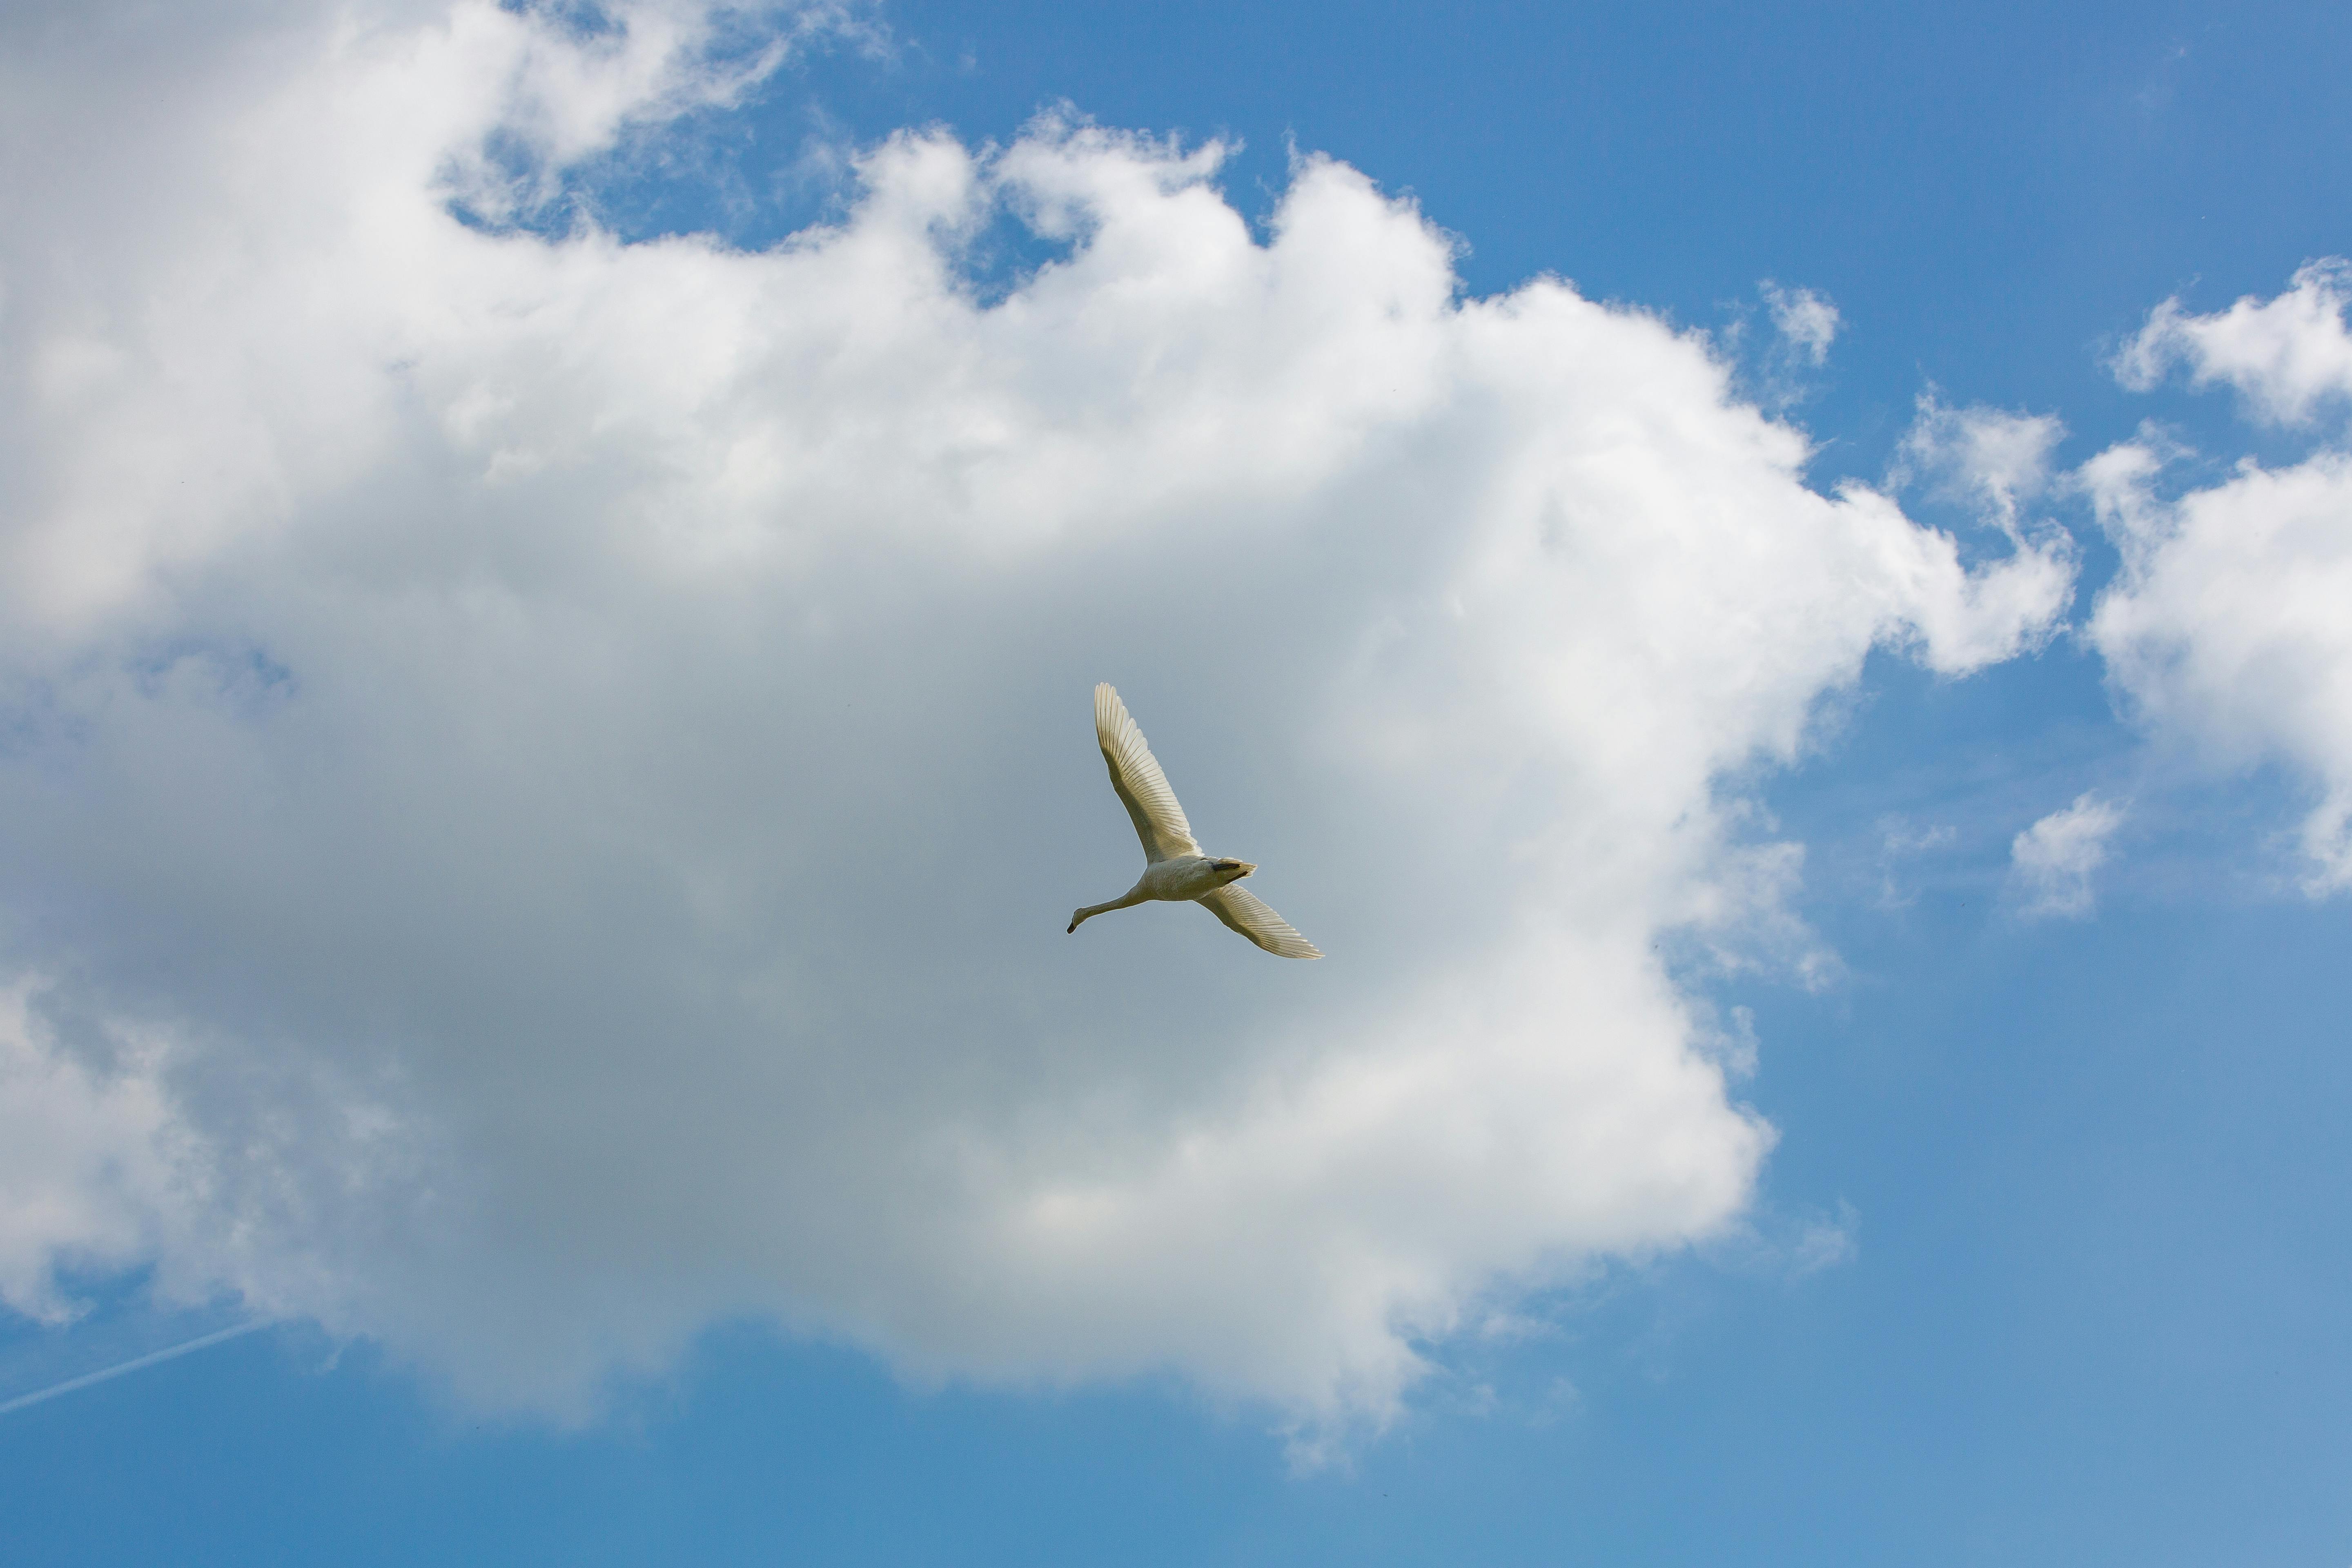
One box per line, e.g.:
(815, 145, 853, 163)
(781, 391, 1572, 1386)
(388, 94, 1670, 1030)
(0, 1319, 273, 1417)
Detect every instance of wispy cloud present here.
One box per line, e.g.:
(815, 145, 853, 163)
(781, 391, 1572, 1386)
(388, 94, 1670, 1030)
(2010, 793, 2127, 919)
(1894, 393, 2067, 538)
(1761, 281, 1841, 368)
(1875, 817, 1957, 909)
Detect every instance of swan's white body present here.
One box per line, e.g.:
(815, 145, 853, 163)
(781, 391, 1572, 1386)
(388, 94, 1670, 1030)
(1067, 683, 1322, 960)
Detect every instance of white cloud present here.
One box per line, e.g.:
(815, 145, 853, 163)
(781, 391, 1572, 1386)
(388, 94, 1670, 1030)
(1874, 817, 1956, 909)
(2115, 259, 2352, 426)
(2089, 262, 2352, 893)
(1784, 1202, 1858, 1278)
(0, 0, 2073, 1441)
(2009, 793, 2126, 919)
(1894, 394, 2066, 534)
(1760, 282, 1840, 368)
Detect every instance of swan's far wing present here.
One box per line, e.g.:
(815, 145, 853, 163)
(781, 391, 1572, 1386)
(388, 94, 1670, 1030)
(1095, 683, 1199, 863)
(1198, 885, 1323, 960)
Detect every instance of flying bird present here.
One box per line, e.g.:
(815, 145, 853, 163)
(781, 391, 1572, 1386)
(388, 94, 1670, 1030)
(1067, 683, 1322, 959)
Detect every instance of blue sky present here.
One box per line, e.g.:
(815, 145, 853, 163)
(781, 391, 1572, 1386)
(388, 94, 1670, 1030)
(3, 1, 2350, 1562)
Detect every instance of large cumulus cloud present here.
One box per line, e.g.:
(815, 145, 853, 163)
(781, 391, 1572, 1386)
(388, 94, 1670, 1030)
(0, 0, 2071, 1435)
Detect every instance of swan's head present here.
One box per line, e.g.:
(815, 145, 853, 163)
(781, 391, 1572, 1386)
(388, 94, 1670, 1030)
(1210, 858, 1256, 883)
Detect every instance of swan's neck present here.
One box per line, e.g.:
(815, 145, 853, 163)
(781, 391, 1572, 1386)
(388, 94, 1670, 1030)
(1071, 883, 1149, 929)
(1082, 884, 1147, 921)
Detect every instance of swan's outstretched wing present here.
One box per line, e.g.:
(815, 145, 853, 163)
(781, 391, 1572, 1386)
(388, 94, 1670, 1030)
(1198, 885, 1323, 960)
(1095, 683, 1200, 863)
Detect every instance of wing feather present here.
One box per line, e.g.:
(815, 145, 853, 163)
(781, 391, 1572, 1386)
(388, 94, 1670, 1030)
(1198, 885, 1323, 960)
(1095, 683, 1200, 863)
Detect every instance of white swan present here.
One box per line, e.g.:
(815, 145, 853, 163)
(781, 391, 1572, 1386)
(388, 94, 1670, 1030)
(1067, 683, 1323, 960)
